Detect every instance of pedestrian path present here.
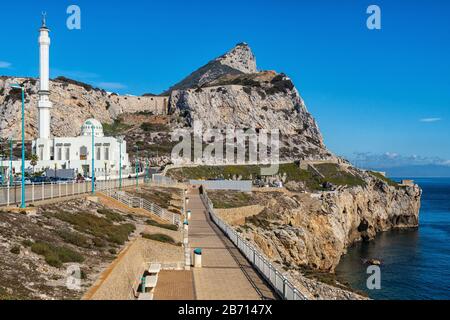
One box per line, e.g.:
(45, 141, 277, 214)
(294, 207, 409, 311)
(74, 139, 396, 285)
(186, 188, 278, 300)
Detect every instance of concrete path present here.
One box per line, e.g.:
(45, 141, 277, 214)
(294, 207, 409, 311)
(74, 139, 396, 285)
(153, 270, 195, 300)
(187, 188, 278, 300)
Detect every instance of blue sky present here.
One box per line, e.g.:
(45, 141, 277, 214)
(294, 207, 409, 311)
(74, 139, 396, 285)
(0, 0, 449, 164)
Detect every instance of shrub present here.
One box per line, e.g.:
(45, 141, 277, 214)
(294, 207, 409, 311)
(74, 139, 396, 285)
(141, 233, 178, 245)
(50, 211, 135, 245)
(145, 219, 178, 231)
(22, 239, 33, 247)
(31, 241, 84, 268)
(97, 208, 125, 222)
(140, 122, 169, 132)
(93, 237, 107, 248)
(10, 245, 20, 255)
(57, 230, 90, 248)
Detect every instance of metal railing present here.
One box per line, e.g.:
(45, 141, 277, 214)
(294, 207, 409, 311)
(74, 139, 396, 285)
(0, 177, 143, 207)
(200, 190, 307, 300)
(106, 189, 181, 227)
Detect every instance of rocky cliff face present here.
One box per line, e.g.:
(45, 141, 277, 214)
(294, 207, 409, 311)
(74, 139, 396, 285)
(0, 76, 168, 140)
(222, 175, 421, 272)
(168, 58, 334, 161)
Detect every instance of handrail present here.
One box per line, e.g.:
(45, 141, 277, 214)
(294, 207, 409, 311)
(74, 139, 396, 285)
(200, 189, 307, 300)
(106, 189, 181, 227)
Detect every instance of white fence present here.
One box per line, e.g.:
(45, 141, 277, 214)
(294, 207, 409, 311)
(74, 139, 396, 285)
(200, 190, 307, 300)
(0, 177, 143, 207)
(106, 189, 181, 227)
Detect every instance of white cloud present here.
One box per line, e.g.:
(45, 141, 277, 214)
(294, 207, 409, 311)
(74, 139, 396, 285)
(350, 152, 450, 168)
(420, 117, 442, 123)
(97, 82, 127, 90)
(0, 61, 12, 68)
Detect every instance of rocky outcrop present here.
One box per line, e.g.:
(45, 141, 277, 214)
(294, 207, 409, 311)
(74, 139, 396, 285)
(169, 71, 334, 161)
(163, 43, 257, 94)
(235, 175, 421, 272)
(0, 76, 168, 140)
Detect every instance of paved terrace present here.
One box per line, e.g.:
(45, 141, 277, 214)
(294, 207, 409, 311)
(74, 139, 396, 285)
(186, 187, 278, 300)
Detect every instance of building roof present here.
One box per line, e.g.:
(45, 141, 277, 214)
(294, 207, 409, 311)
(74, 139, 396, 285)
(80, 118, 104, 137)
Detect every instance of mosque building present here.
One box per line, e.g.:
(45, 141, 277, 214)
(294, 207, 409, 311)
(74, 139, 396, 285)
(8, 16, 131, 180)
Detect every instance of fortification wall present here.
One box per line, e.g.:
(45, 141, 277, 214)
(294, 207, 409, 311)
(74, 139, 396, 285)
(110, 95, 169, 116)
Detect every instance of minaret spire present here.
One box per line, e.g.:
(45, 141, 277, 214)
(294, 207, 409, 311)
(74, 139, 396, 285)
(41, 12, 47, 28)
(37, 14, 52, 139)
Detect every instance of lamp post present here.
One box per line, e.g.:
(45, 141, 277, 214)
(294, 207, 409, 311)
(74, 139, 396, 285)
(91, 125, 95, 194)
(10, 84, 26, 208)
(9, 137, 13, 187)
(0, 152, 3, 186)
(145, 156, 149, 183)
(118, 136, 124, 190)
(135, 146, 139, 190)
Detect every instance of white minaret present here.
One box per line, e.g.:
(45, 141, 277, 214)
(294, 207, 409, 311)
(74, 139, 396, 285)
(38, 13, 52, 139)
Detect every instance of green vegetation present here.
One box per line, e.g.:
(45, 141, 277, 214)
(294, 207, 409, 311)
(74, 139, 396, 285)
(141, 233, 179, 245)
(97, 208, 125, 222)
(10, 245, 20, 255)
(31, 241, 84, 268)
(140, 122, 169, 132)
(21, 239, 33, 247)
(48, 211, 135, 245)
(57, 230, 91, 248)
(145, 219, 178, 231)
(315, 164, 366, 188)
(129, 187, 174, 209)
(168, 162, 367, 190)
(209, 191, 255, 209)
(103, 120, 132, 136)
(369, 171, 399, 187)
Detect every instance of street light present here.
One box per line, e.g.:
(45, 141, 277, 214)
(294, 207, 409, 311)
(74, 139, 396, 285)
(10, 84, 26, 208)
(9, 137, 13, 187)
(118, 136, 124, 190)
(91, 125, 95, 194)
(135, 146, 139, 190)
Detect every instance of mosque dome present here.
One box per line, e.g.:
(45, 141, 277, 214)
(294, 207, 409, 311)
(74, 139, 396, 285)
(80, 118, 104, 137)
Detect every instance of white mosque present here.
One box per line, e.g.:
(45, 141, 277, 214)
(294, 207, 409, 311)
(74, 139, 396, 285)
(9, 16, 131, 180)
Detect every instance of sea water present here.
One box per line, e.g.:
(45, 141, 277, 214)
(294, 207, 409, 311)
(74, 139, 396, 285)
(335, 178, 450, 300)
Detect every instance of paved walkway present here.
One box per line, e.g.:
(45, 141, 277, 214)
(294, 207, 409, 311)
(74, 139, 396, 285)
(187, 188, 278, 300)
(153, 270, 195, 300)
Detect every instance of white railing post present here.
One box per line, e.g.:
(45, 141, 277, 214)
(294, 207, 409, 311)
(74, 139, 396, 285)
(7, 184, 10, 206)
(51, 182, 53, 199)
(42, 182, 44, 200)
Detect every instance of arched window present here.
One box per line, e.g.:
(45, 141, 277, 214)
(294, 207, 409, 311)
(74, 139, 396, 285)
(80, 146, 87, 160)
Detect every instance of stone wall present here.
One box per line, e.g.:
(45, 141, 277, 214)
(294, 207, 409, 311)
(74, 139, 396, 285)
(85, 238, 183, 300)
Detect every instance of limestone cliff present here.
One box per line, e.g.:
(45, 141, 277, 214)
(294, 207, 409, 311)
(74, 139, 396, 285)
(0, 76, 168, 140)
(163, 42, 257, 94)
(214, 172, 421, 272)
(169, 70, 334, 161)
